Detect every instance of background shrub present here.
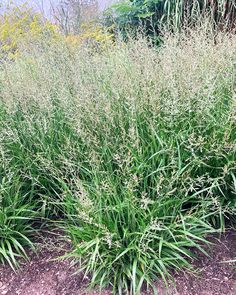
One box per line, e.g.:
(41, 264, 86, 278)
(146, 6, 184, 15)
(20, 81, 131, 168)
(106, 0, 236, 40)
(0, 3, 59, 59)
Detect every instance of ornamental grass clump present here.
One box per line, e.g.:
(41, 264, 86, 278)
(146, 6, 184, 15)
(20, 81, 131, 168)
(0, 22, 235, 293)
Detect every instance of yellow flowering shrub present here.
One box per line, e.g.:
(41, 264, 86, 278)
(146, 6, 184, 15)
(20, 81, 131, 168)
(65, 23, 114, 50)
(0, 4, 59, 59)
(0, 3, 113, 59)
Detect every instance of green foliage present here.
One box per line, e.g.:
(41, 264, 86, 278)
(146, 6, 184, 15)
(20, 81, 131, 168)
(0, 16, 236, 294)
(0, 107, 85, 215)
(106, 0, 236, 39)
(0, 139, 37, 268)
(61, 50, 236, 292)
(0, 179, 36, 269)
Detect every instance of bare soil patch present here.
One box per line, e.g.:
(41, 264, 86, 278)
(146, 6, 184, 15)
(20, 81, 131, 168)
(0, 231, 236, 295)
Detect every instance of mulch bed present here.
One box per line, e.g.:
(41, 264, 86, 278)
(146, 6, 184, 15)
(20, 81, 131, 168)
(0, 231, 236, 295)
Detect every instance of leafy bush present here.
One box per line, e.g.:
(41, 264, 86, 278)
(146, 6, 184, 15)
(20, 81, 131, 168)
(106, 0, 236, 39)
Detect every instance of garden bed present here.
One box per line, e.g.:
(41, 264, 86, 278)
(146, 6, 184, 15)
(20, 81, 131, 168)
(0, 231, 235, 295)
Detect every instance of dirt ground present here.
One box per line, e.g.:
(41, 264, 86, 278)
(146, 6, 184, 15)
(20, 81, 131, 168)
(0, 231, 236, 295)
